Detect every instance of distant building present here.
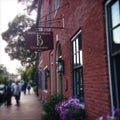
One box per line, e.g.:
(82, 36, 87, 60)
(8, 73, 18, 81)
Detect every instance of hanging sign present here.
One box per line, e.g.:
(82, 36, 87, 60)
(24, 31, 53, 51)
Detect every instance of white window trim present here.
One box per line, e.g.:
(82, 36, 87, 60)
(71, 30, 81, 42)
(105, 0, 115, 115)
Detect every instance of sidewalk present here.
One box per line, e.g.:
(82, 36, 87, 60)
(0, 88, 43, 120)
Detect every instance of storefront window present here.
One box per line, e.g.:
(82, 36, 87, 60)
(55, 0, 60, 10)
(71, 30, 84, 103)
(106, 0, 120, 108)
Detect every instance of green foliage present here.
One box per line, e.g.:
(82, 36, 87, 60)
(0, 72, 8, 84)
(19, 65, 33, 82)
(42, 94, 64, 120)
(17, 62, 38, 85)
(33, 86, 38, 96)
(0, 64, 7, 71)
(31, 61, 38, 86)
(66, 107, 85, 120)
(0, 64, 8, 84)
(0, 73, 5, 84)
(26, 66, 33, 81)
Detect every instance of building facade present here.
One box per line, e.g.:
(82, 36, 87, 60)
(36, 0, 120, 119)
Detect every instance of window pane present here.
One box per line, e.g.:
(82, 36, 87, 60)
(113, 27, 120, 44)
(77, 52, 80, 65)
(111, 1, 120, 27)
(80, 50, 83, 65)
(74, 54, 76, 66)
(76, 38, 79, 52)
(44, 69, 48, 90)
(73, 41, 76, 54)
(55, 0, 59, 9)
(76, 72, 80, 95)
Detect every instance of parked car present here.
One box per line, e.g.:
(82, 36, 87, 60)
(0, 84, 6, 103)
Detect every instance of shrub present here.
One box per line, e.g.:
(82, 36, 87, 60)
(33, 86, 38, 96)
(42, 94, 64, 120)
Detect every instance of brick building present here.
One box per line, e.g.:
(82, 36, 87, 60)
(36, 0, 120, 119)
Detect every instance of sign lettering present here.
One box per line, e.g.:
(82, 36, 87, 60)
(24, 31, 53, 51)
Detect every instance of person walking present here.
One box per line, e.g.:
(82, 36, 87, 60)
(18, 81, 22, 99)
(27, 82, 31, 94)
(6, 82, 12, 106)
(23, 82, 27, 95)
(14, 81, 21, 106)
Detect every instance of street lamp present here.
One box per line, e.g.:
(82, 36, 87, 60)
(45, 68, 50, 77)
(57, 56, 64, 74)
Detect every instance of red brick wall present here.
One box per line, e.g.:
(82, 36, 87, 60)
(38, 0, 110, 119)
(81, 0, 110, 119)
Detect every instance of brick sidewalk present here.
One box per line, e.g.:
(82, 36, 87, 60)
(0, 88, 43, 120)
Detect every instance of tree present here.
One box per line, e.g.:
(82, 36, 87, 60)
(1, 14, 37, 65)
(0, 73, 5, 84)
(0, 64, 7, 71)
(17, 58, 38, 84)
(0, 64, 8, 84)
(31, 61, 38, 85)
(17, 0, 38, 14)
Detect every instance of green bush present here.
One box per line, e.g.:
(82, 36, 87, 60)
(0, 74, 5, 84)
(66, 107, 85, 120)
(42, 94, 64, 120)
(33, 86, 38, 96)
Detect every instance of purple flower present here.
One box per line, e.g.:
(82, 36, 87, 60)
(55, 97, 84, 120)
(74, 104, 80, 109)
(111, 118, 118, 120)
(115, 108, 120, 116)
(69, 116, 75, 120)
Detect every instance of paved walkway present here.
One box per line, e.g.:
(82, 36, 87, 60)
(0, 88, 43, 120)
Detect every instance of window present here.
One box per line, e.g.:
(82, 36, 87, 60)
(110, 0, 120, 53)
(50, 53, 54, 94)
(44, 68, 48, 90)
(37, 0, 44, 31)
(106, 0, 120, 108)
(55, 0, 60, 10)
(71, 30, 84, 103)
(38, 68, 42, 89)
(48, 0, 52, 28)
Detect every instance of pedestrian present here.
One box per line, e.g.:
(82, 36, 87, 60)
(6, 81, 12, 106)
(23, 82, 27, 95)
(27, 82, 31, 94)
(18, 81, 22, 99)
(14, 81, 21, 106)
